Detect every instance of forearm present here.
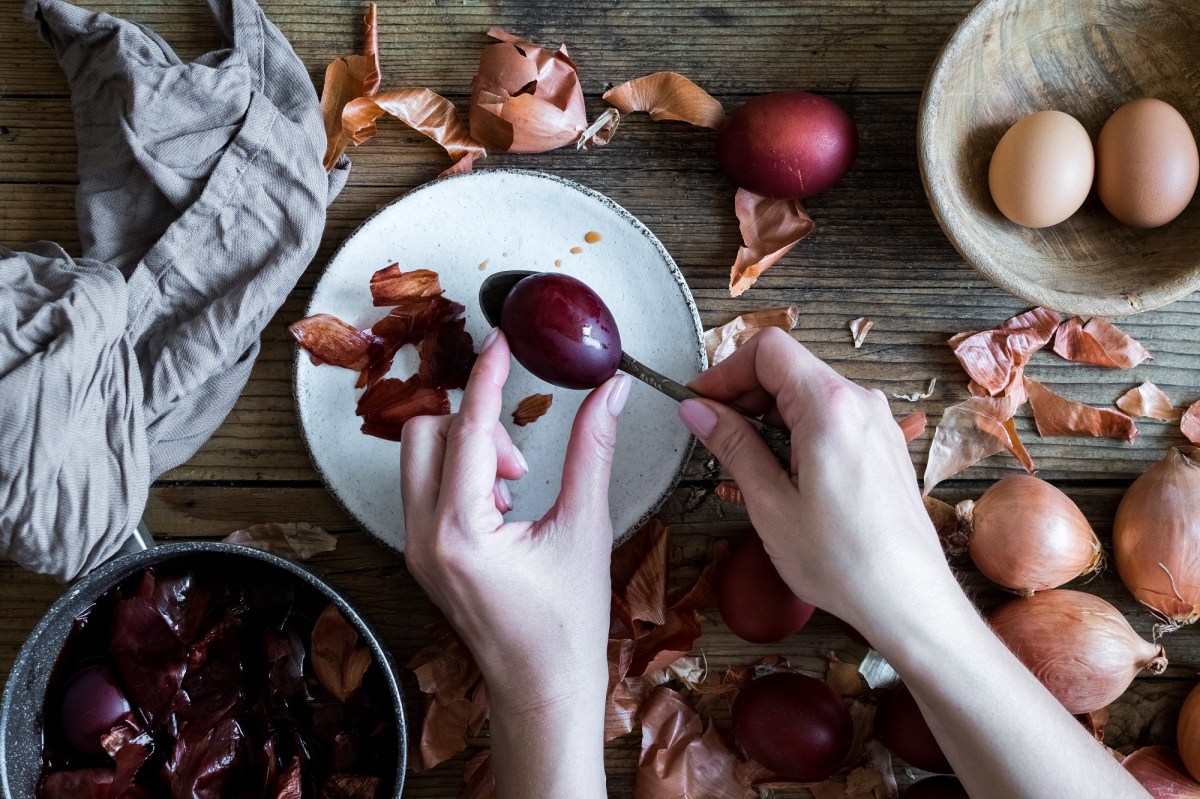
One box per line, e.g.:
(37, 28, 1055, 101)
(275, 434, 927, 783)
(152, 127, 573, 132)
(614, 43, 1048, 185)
(487, 674, 608, 799)
(867, 575, 1148, 799)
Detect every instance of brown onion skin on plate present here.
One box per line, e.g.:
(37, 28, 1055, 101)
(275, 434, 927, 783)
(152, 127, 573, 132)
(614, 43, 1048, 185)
(987, 589, 1167, 715)
(731, 671, 853, 782)
(716, 90, 858, 200)
(1124, 746, 1200, 799)
(876, 683, 952, 774)
(1114, 446, 1200, 626)
(715, 531, 815, 644)
(962, 475, 1103, 595)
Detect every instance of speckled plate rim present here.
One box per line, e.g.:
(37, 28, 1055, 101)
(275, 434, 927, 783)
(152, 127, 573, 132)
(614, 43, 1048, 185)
(917, 0, 1200, 317)
(292, 167, 704, 552)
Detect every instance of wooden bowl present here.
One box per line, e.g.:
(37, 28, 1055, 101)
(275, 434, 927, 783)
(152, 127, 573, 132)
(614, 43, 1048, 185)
(919, 0, 1200, 316)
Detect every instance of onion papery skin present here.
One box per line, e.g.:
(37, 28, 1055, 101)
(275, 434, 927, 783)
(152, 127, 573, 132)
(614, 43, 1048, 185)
(1124, 746, 1200, 798)
(1114, 447, 1200, 626)
(988, 589, 1167, 714)
(1178, 684, 1200, 781)
(963, 475, 1102, 594)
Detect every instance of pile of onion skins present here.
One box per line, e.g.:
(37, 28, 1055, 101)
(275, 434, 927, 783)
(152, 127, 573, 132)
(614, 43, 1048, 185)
(37, 559, 395, 799)
(319, 6, 860, 298)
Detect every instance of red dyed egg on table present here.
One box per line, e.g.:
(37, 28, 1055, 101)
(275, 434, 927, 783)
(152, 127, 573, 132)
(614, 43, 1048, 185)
(717, 90, 859, 200)
(716, 532, 815, 644)
(500, 273, 622, 390)
(59, 664, 131, 755)
(876, 683, 952, 773)
(731, 671, 853, 782)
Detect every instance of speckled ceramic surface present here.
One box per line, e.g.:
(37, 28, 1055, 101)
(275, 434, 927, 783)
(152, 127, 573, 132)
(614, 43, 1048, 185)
(0, 542, 407, 799)
(295, 169, 704, 553)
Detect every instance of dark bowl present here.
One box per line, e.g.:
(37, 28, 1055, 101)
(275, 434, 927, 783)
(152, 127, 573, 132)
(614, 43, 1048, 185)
(0, 542, 407, 798)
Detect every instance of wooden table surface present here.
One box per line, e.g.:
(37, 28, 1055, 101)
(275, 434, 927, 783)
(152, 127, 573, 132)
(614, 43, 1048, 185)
(3, 1, 1200, 796)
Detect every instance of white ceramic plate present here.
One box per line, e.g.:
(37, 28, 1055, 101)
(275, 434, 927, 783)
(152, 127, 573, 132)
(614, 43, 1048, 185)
(294, 169, 705, 552)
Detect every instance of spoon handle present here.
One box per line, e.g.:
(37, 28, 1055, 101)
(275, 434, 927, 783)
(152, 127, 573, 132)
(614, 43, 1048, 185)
(618, 353, 790, 450)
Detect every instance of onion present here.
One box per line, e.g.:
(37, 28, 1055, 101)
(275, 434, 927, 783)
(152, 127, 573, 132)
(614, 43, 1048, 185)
(1114, 446, 1200, 626)
(1178, 684, 1200, 781)
(987, 589, 1166, 714)
(961, 475, 1103, 594)
(1124, 746, 1200, 798)
(731, 671, 853, 782)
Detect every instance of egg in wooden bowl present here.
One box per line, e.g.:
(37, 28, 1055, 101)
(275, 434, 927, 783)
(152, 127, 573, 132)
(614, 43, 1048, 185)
(919, 0, 1200, 316)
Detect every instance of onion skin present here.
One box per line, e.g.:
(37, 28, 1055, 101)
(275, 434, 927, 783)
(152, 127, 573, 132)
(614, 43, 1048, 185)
(1125, 746, 1200, 798)
(1179, 684, 1200, 781)
(1114, 446, 1200, 625)
(963, 475, 1102, 594)
(716, 91, 858, 200)
(987, 589, 1167, 714)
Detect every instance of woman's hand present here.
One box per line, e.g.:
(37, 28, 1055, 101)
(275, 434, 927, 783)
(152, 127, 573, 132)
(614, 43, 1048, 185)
(401, 328, 628, 799)
(677, 326, 948, 636)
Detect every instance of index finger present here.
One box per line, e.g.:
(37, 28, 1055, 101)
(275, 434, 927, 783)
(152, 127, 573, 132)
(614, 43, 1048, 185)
(688, 327, 841, 429)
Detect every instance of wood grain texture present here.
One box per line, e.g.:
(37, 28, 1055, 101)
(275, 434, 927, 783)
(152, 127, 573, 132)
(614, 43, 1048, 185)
(4, 0, 1200, 795)
(921, 0, 1200, 315)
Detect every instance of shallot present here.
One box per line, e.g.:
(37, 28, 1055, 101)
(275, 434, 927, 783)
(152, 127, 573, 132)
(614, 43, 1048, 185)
(1114, 446, 1200, 626)
(960, 475, 1102, 594)
(1178, 683, 1200, 781)
(987, 589, 1166, 714)
(1124, 746, 1200, 799)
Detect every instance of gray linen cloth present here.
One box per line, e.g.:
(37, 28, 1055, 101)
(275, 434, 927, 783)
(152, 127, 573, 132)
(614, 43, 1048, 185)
(0, 0, 348, 580)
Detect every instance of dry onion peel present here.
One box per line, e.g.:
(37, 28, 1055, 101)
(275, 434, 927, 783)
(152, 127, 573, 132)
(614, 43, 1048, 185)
(343, 89, 485, 177)
(704, 305, 800, 365)
(1184, 402, 1200, 445)
(1053, 315, 1152, 369)
(949, 307, 1061, 396)
(320, 3, 380, 170)
(1025, 377, 1138, 442)
(715, 480, 746, 506)
(221, 522, 336, 561)
(407, 621, 489, 771)
(898, 411, 926, 443)
(602, 72, 726, 129)
(729, 189, 814, 297)
(958, 475, 1102, 594)
(469, 28, 591, 153)
(1114, 446, 1200, 627)
(987, 589, 1166, 715)
(460, 749, 496, 799)
(922, 394, 1033, 495)
(1117, 382, 1183, 422)
(634, 687, 750, 799)
(848, 317, 873, 349)
(894, 378, 936, 402)
(1124, 746, 1200, 799)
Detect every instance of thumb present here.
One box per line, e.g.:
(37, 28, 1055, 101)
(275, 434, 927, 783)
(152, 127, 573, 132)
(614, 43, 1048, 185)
(554, 374, 632, 519)
(677, 398, 792, 507)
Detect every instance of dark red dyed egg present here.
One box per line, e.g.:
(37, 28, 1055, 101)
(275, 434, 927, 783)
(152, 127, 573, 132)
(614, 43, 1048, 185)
(59, 664, 131, 755)
(716, 532, 814, 644)
(877, 683, 952, 773)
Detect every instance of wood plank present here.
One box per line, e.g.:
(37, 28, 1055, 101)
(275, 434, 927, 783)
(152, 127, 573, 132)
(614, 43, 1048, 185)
(2, 1, 972, 97)
(3, 481, 1198, 797)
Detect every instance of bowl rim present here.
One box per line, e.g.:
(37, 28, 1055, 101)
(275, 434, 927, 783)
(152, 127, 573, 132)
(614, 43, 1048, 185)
(0, 541, 408, 799)
(917, 0, 1200, 317)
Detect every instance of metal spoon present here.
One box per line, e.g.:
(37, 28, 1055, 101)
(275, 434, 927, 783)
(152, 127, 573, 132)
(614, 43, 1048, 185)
(477, 270, 701, 403)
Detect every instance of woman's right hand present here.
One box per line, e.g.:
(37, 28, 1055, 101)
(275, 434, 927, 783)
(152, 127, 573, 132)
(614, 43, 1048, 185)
(677, 327, 954, 639)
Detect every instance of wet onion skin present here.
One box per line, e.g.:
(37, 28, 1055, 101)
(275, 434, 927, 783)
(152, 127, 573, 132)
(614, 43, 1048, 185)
(901, 776, 970, 799)
(731, 671, 853, 782)
(500, 273, 622, 390)
(716, 532, 815, 644)
(964, 475, 1102, 594)
(988, 589, 1166, 714)
(716, 91, 858, 200)
(1124, 746, 1200, 798)
(1114, 446, 1200, 625)
(876, 684, 952, 773)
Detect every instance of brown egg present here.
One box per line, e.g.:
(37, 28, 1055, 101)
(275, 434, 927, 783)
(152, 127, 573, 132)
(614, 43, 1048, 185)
(988, 111, 1094, 229)
(1097, 98, 1199, 228)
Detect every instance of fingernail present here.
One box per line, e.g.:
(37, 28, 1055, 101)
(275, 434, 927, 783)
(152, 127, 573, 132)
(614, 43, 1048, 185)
(678, 399, 717, 438)
(495, 479, 513, 513)
(607, 374, 632, 416)
(481, 327, 501, 352)
(513, 444, 529, 475)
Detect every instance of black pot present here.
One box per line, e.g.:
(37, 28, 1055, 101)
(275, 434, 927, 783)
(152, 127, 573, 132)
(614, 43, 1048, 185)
(0, 541, 407, 798)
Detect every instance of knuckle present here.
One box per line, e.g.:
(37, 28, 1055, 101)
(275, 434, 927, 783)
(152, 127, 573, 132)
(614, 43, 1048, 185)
(710, 422, 753, 466)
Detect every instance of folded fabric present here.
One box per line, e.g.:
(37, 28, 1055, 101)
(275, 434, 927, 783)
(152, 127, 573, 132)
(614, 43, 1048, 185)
(0, 0, 349, 580)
